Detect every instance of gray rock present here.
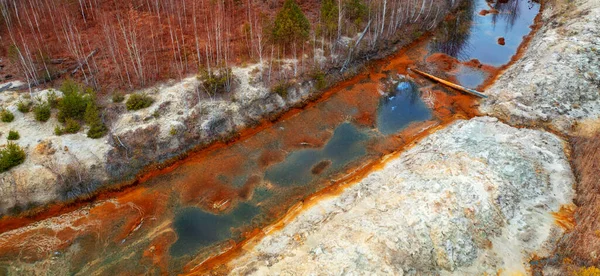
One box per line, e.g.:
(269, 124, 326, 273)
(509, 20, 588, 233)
(481, 0, 600, 134)
(228, 117, 574, 275)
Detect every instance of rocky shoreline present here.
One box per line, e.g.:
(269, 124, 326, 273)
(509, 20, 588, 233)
(218, 0, 600, 274)
(481, 0, 600, 135)
(227, 117, 575, 275)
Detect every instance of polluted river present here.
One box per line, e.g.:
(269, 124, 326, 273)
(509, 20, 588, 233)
(0, 0, 541, 274)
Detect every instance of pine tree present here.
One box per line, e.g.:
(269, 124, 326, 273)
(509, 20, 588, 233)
(84, 101, 107, 139)
(320, 0, 339, 37)
(345, 0, 367, 27)
(272, 0, 311, 45)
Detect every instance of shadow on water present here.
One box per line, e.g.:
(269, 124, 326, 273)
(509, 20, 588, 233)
(377, 81, 432, 135)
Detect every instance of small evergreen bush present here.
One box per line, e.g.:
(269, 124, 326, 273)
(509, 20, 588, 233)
(112, 92, 125, 103)
(17, 101, 31, 113)
(272, 81, 293, 98)
(312, 70, 327, 90)
(7, 130, 19, 140)
(57, 79, 90, 122)
(1, 109, 14, 123)
(54, 125, 64, 136)
(0, 142, 26, 172)
(33, 104, 51, 122)
(197, 67, 234, 95)
(84, 101, 107, 139)
(46, 90, 60, 109)
(126, 93, 154, 111)
(63, 119, 81, 134)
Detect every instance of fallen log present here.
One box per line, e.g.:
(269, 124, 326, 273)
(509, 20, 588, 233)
(71, 49, 99, 76)
(341, 19, 372, 73)
(50, 58, 66, 64)
(410, 68, 488, 98)
(0, 83, 12, 93)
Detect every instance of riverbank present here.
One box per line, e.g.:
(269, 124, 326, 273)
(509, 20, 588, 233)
(212, 0, 600, 274)
(225, 116, 574, 275)
(481, 0, 600, 274)
(0, 0, 463, 217)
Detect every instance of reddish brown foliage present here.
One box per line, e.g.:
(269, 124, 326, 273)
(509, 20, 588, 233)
(0, 0, 307, 91)
(0, 0, 455, 92)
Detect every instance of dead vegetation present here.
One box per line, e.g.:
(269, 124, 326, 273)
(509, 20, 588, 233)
(42, 158, 99, 201)
(545, 130, 600, 273)
(0, 0, 457, 93)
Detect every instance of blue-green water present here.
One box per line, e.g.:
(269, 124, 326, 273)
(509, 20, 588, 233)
(170, 203, 260, 257)
(265, 123, 369, 187)
(377, 81, 432, 135)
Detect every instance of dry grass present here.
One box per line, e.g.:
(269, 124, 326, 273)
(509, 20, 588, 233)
(557, 129, 600, 267)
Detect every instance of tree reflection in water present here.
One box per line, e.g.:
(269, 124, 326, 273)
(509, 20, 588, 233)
(428, 0, 475, 59)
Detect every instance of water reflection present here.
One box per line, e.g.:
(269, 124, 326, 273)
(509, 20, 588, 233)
(377, 81, 432, 135)
(430, 0, 540, 66)
(429, 0, 475, 60)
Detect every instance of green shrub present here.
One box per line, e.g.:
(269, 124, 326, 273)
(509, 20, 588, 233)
(84, 101, 107, 139)
(17, 101, 31, 113)
(87, 123, 107, 139)
(33, 104, 51, 122)
(272, 81, 293, 98)
(1, 109, 14, 122)
(312, 70, 327, 90)
(0, 142, 26, 172)
(197, 67, 234, 95)
(412, 30, 424, 39)
(57, 79, 90, 122)
(112, 92, 125, 103)
(271, 0, 310, 45)
(54, 125, 64, 136)
(46, 90, 60, 109)
(345, 0, 368, 27)
(126, 93, 154, 111)
(7, 130, 19, 140)
(320, 0, 339, 37)
(63, 119, 81, 134)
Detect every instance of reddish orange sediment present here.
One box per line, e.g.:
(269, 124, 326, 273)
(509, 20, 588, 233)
(185, 113, 474, 275)
(0, 16, 432, 234)
(552, 204, 577, 231)
(183, 75, 480, 274)
(555, 131, 600, 267)
(181, 4, 550, 273)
